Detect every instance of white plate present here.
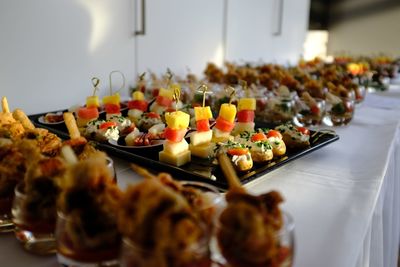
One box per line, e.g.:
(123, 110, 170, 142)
(108, 138, 164, 149)
(38, 115, 64, 125)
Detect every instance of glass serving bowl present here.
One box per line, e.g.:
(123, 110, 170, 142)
(211, 211, 295, 267)
(56, 212, 120, 267)
(295, 98, 326, 127)
(0, 194, 15, 233)
(106, 156, 117, 184)
(12, 182, 57, 254)
(326, 97, 355, 126)
(264, 96, 296, 125)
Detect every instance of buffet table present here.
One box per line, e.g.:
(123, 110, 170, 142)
(1, 87, 400, 267)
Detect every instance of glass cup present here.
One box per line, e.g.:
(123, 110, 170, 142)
(264, 96, 296, 125)
(211, 211, 295, 267)
(106, 156, 117, 184)
(326, 97, 355, 126)
(0, 194, 14, 233)
(12, 182, 57, 254)
(120, 233, 212, 267)
(295, 98, 326, 127)
(354, 86, 367, 104)
(56, 212, 120, 267)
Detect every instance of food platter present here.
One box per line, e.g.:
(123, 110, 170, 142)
(29, 111, 339, 190)
(108, 137, 164, 150)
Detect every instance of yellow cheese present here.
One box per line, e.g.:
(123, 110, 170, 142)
(190, 130, 212, 146)
(237, 98, 256, 111)
(189, 143, 215, 158)
(103, 94, 120, 105)
(165, 111, 190, 130)
(159, 150, 191, 166)
(163, 139, 189, 156)
(86, 96, 100, 108)
(132, 91, 144, 101)
(158, 88, 174, 99)
(219, 103, 236, 123)
(194, 106, 213, 121)
(212, 128, 234, 143)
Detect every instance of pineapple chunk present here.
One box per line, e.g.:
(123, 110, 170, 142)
(219, 103, 237, 123)
(238, 98, 256, 111)
(86, 96, 99, 108)
(103, 94, 120, 105)
(159, 150, 191, 166)
(194, 106, 213, 121)
(163, 139, 189, 156)
(190, 130, 212, 146)
(232, 122, 255, 136)
(190, 143, 215, 158)
(165, 111, 190, 129)
(158, 88, 174, 99)
(132, 91, 144, 101)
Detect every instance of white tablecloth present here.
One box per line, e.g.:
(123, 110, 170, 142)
(1, 89, 400, 267)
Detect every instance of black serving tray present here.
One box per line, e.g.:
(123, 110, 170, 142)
(29, 111, 339, 190)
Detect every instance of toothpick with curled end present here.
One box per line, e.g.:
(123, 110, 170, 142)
(91, 77, 100, 97)
(138, 72, 146, 81)
(239, 80, 250, 97)
(1, 96, 10, 113)
(109, 70, 126, 95)
(197, 84, 212, 107)
(225, 86, 236, 105)
(172, 86, 181, 111)
(166, 68, 173, 87)
(216, 149, 245, 193)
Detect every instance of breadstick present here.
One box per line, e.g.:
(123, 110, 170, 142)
(1, 97, 10, 113)
(13, 108, 35, 130)
(63, 112, 81, 139)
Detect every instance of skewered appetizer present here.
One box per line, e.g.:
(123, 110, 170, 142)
(76, 107, 99, 128)
(224, 141, 253, 172)
(232, 97, 256, 135)
(266, 129, 286, 157)
(275, 123, 310, 149)
(159, 111, 191, 166)
(137, 112, 163, 131)
(103, 93, 121, 120)
(213, 103, 236, 143)
(149, 87, 174, 115)
(127, 91, 148, 125)
(189, 106, 215, 158)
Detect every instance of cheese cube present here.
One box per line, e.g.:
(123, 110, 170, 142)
(165, 111, 190, 129)
(159, 150, 191, 166)
(194, 106, 213, 121)
(158, 88, 174, 99)
(219, 103, 237, 123)
(163, 139, 189, 156)
(86, 96, 100, 108)
(132, 91, 144, 101)
(190, 143, 216, 158)
(103, 94, 120, 105)
(238, 98, 256, 111)
(232, 122, 255, 136)
(190, 130, 212, 146)
(212, 128, 234, 143)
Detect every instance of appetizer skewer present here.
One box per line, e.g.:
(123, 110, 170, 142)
(212, 87, 237, 143)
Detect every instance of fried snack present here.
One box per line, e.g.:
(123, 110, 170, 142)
(24, 128, 62, 157)
(118, 176, 210, 267)
(58, 154, 122, 252)
(0, 122, 25, 139)
(1, 97, 10, 113)
(63, 112, 81, 140)
(217, 152, 286, 267)
(12, 108, 35, 130)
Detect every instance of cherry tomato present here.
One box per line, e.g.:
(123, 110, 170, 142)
(77, 107, 99, 119)
(164, 127, 187, 142)
(237, 110, 255, 123)
(296, 126, 310, 135)
(128, 100, 148, 111)
(215, 117, 235, 132)
(227, 148, 249, 156)
(267, 130, 282, 139)
(196, 119, 210, 132)
(146, 112, 160, 119)
(105, 104, 120, 114)
(156, 95, 173, 107)
(99, 121, 117, 130)
(310, 105, 320, 115)
(251, 132, 267, 142)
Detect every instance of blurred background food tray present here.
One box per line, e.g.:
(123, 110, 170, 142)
(29, 111, 339, 190)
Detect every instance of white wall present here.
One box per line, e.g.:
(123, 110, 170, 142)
(0, 0, 135, 115)
(328, 5, 400, 56)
